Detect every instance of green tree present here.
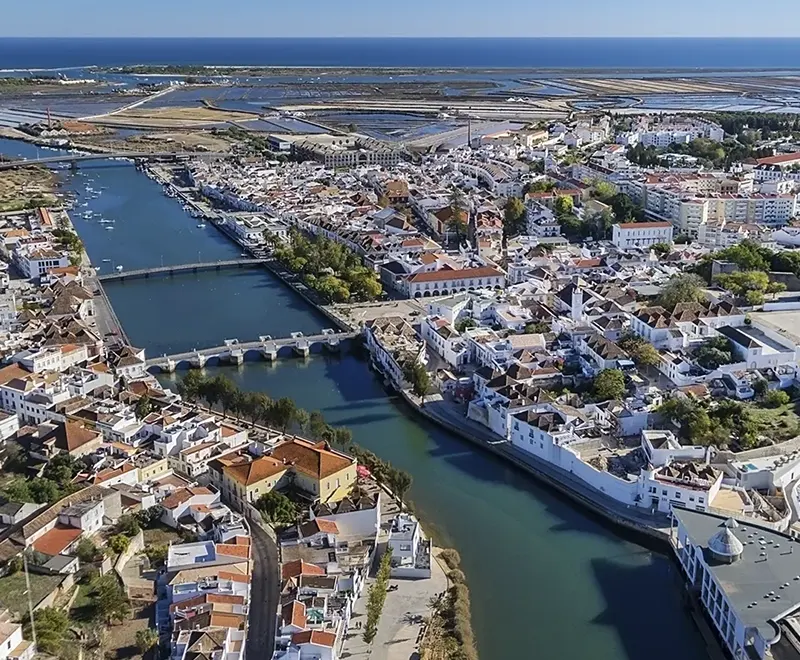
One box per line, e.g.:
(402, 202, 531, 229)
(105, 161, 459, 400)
(715, 270, 770, 301)
(269, 397, 298, 432)
(293, 408, 310, 433)
(387, 470, 412, 506)
(657, 273, 706, 309)
(332, 427, 353, 450)
(753, 379, 769, 399)
(591, 180, 616, 202)
(651, 242, 672, 257)
(107, 534, 131, 555)
(76, 538, 101, 563)
(454, 318, 477, 333)
(524, 321, 551, 334)
(404, 362, 432, 402)
(503, 197, 526, 237)
(177, 370, 207, 407)
(214, 375, 239, 417)
(592, 369, 626, 401)
(117, 514, 141, 537)
(448, 187, 468, 243)
(3, 479, 31, 503)
(25, 607, 69, 655)
(134, 395, 153, 420)
(618, 333, 661, 367)
(693, 336, 736, 370)
(42, 452, 79, 486)
(255, 491, 297, 525)
(764, 390, 790, 408)
(93, 574, 131, 623)
(308, 411, 328, 440)
(553, 195, 574, 216)
(136, 628, 159, 655)
(29, 478, 60, 504)
(363, 549, 393, 644)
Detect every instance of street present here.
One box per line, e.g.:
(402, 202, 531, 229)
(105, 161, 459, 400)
(246, 521, 280, 660)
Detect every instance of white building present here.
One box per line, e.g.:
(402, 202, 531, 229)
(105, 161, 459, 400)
(405, 267, 505, 299)
(11, 246, 69, 279)
(672, 509, 800, 660)
(612, 222, 673, 250)
(387, 512, 431, 579)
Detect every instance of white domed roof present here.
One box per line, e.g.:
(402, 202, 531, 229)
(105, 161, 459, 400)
(708, 518, 744, 562)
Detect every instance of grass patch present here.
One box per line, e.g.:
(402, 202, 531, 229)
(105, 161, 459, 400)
(142, 524, 182, 547)
(0, 572, 63, 615)
(749, 403, 800, 443)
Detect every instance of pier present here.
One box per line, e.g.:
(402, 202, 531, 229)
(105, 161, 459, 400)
(146, 329, 357, 372)
(97, 259, 266, 282)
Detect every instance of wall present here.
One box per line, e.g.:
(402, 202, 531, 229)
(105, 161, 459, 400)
(33, 573, 73, 611)
(311, 505, 379, 539)
(114, 529, 145, 576)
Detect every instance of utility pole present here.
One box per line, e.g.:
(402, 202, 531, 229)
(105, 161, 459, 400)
(23, 552, 37, 648)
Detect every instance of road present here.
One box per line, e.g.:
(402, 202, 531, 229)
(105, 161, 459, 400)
(246, 521, 279, 660)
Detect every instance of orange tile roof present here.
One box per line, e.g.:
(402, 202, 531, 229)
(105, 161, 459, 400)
(209, 612, 245, 629)
(0, 364, 31, 386)
(218, 571, 250, 583)
(32, 524, 81, 556)
(616, 221, 672, 229)
(216, 544, 249, 559)
(281, 559, 325, 580)
(282, 601, 307, 629)
(407, 266, 503, 284)
(224, 455, 287, 486)
(271, 438, 354, 480)
(292, 630, 336, 648)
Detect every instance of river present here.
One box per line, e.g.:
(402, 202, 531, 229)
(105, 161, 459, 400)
(0, 138, 710, 659)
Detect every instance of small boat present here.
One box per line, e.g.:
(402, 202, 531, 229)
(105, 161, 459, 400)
(102, 258, 111, 262)
(115, 265, 123, 272)
(99, 219, 114, 224)
(105, 226, 114, 231)
(197, 223, 206, 228)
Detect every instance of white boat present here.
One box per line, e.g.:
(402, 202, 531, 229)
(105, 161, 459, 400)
(197, 223, 206, 228)
(115, 265, 123, 272)
(99, 219, 114, 224)
(105, 226, 114, 231)
(102, 258, 111, 262)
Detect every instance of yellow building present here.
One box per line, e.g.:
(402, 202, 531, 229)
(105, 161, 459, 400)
(221, 438, 357, 508)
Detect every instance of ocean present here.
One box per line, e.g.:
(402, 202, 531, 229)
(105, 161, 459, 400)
(2, 37, 800, 70)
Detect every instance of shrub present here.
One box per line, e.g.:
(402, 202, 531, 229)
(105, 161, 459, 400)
(764, 390, 791, 408)
(439, 548, 461, 570)
(107, 534, 130, 555)
(447, 569, 466, 584)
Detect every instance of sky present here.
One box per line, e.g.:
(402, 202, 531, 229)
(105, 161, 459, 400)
(2, 0, 800, 38)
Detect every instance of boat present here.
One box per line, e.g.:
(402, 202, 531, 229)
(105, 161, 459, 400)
(99, 219, 114, 224)
(197, 223, 206, 228)
(102, 258, 111, 262)
(105, 226, 114, 231)
(115, 265, 123, 272)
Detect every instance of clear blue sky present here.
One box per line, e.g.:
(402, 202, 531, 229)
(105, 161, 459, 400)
(4, 0, 800, 38)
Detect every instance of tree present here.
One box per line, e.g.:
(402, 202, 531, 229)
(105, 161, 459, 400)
(29, 478, 60, 504)
(524, 321, 551, 334)
(332, 427, 353, 450)
(553, 195, 573, 216)
(618, 333, 660, 367)
(767, 281, 787, 299)
(503, 197, 526, 237)
(136, 628, 159, 656)
(651, 242, 672, 257)
(76, 538, 101, 563)
(134, 395, 153, 420)
(144, 544, 169, 567)
(592, 369, 626, 401)
(255, 491, 296, 525)
(753, 378, 769, 399)
(213, 375, 239, 417)
(387, 470, 412, 506)
(270, 397, 297, 432)
(308, 411, 328, 440)
(363, 549, 392, 644)
(657, 273, 706, 309)
(93, 574, 131, 624)
(117, 514, 141, 537)
(25, 607, 69, 655)
(107, 534, 130, 555)
(694, 336, 736, 370)
(715, 270, 770, 302)
(293, 408, 310, 434)
(454, 318, 477, 333)
(177, 370, 206, 407)
(42, 452, 79, 486)
(591, 180, 616, 202)
(404, 362, 431, 402)
(764, 390, 790, 408)
(3, 479, 31, 503)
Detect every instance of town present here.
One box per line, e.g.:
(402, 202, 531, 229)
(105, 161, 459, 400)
(5, 103, 800, 660)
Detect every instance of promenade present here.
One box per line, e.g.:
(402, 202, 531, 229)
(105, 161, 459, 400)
(403, 390, 672, 541)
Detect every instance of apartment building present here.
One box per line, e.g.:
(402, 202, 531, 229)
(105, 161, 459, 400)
(612, 221, 673, 250)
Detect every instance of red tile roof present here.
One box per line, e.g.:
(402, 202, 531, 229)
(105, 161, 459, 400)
(408, 266, 503, 284)
(32, 524, 81, 556)
(292, 630, 336, 648)
(281, 559, 325, 580)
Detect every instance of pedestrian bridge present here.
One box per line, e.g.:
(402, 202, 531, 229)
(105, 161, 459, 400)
(145, 330, 359, 371)
(0, 151, 229, 170)
(98, 259, 266, 282)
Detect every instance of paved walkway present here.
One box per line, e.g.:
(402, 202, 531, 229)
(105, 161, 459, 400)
(340, 547, 447, 660)
(413, 392, 672, 534)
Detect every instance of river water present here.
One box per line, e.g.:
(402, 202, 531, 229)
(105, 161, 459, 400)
(0, 138, 709, 659)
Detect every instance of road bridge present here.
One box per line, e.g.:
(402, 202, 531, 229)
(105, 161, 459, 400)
(146, 330, 358, 371)
(0, 151, 230, 170)
(97, 259, 266, 282)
